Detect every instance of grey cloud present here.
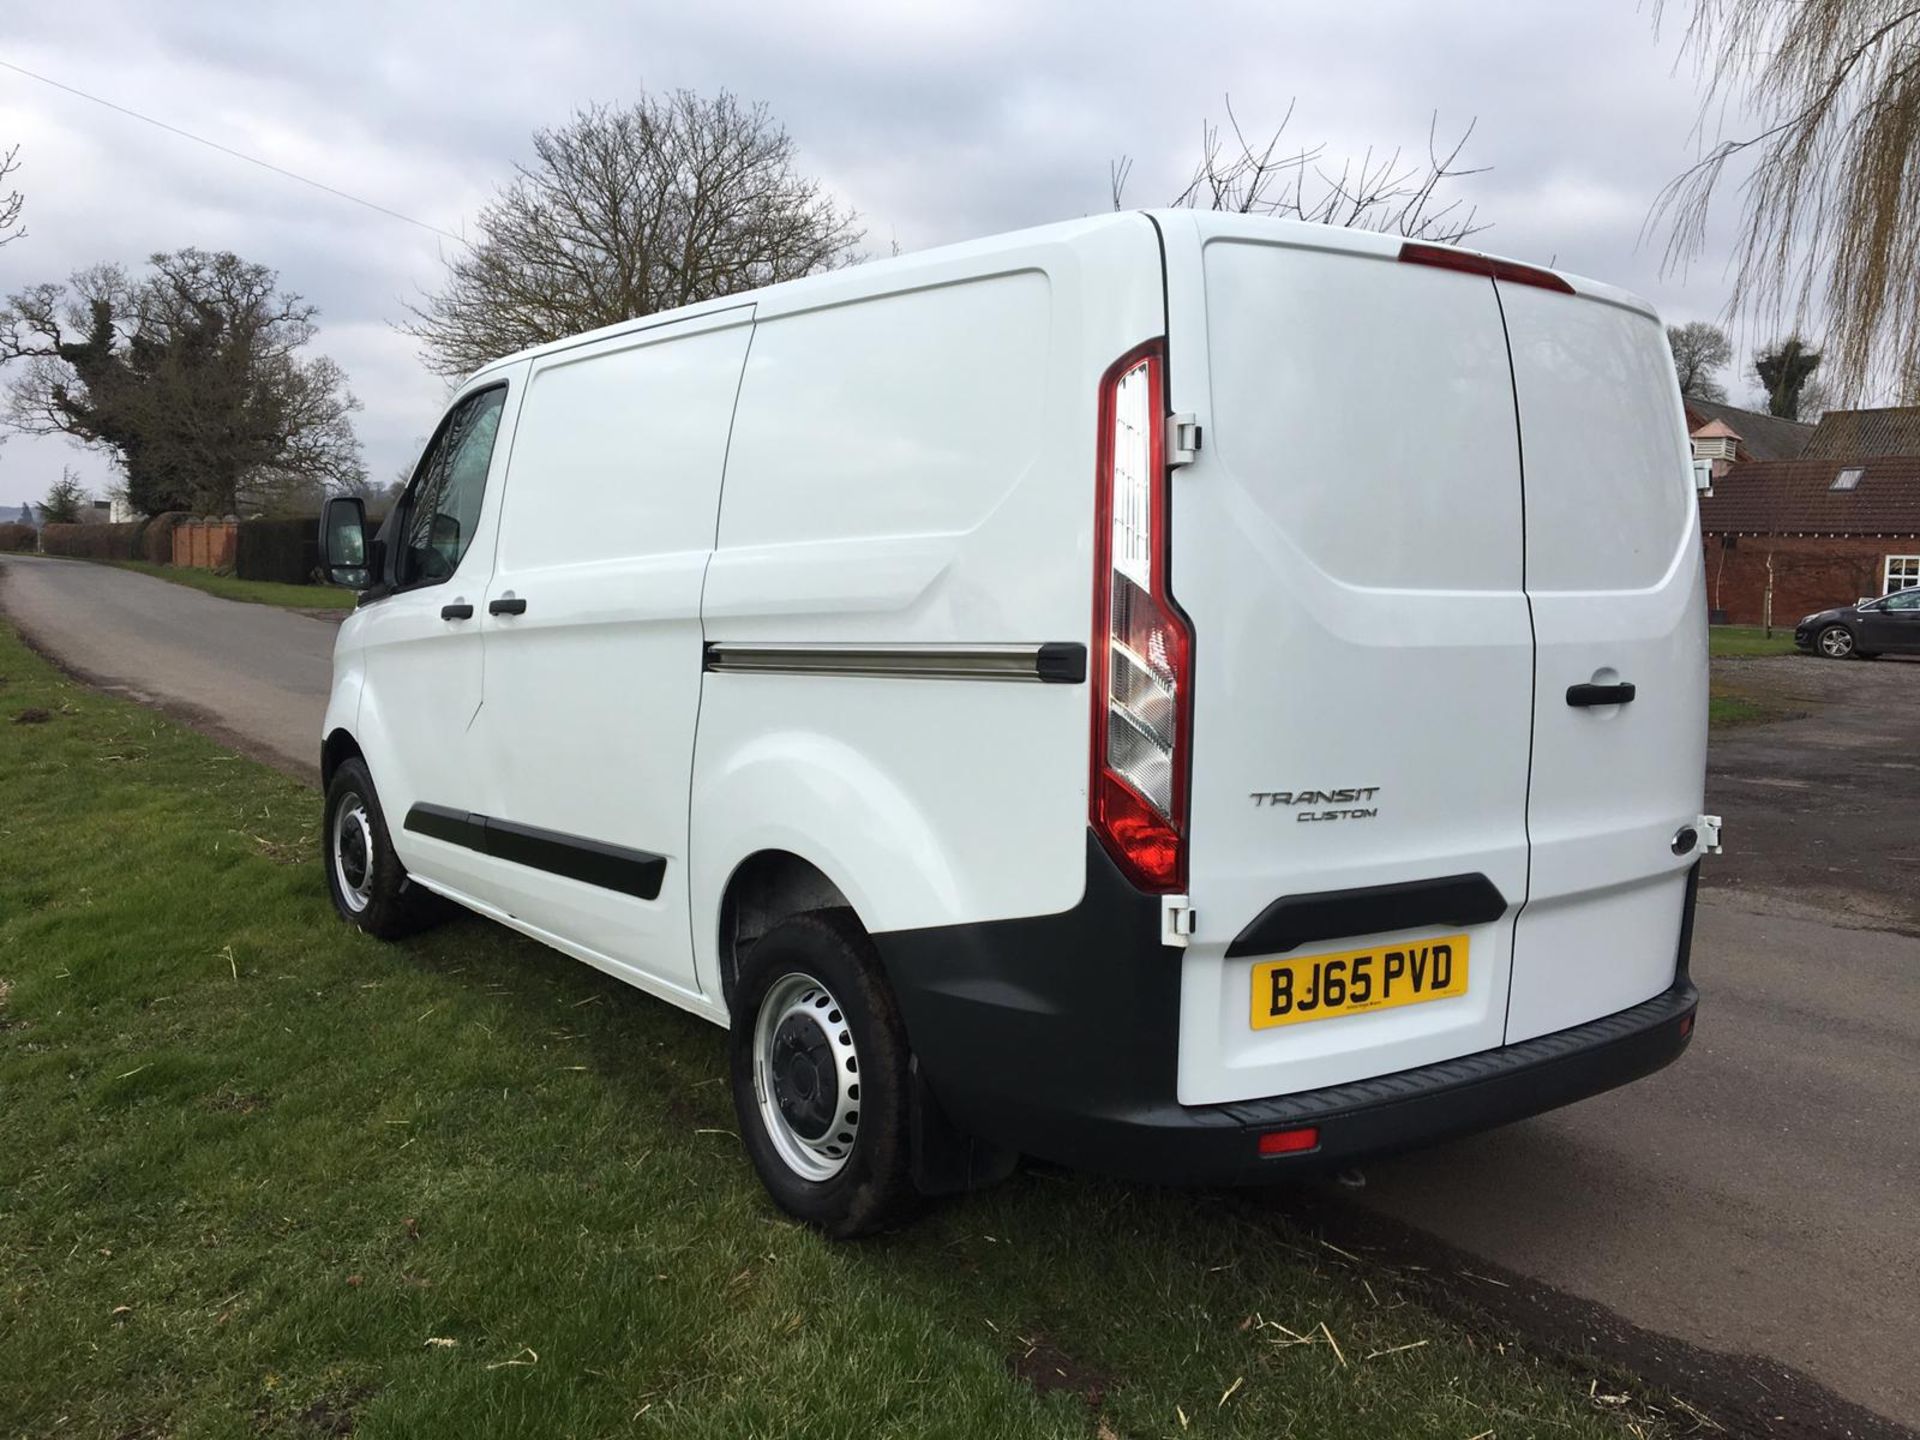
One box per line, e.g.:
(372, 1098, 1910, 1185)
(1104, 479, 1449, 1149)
(0, 0, 1763, 508)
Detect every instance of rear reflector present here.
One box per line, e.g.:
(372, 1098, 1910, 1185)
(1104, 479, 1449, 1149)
(1398, 241, 1575, 294)
(1257, 1126, 1320, 1157)
(1679, 1013, 1695, 1039)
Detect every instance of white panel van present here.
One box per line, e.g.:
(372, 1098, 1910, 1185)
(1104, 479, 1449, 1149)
(317, 213, 1713, 1237)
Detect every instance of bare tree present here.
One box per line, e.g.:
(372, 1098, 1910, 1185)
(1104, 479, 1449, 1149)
(1, 249, 366, 515)
(1111, 98, 1488, 244)
(1652, 2, 1920, 401)
(0, 146, 22, 248)
(1668, 320, 1734, 400)
(401, 92, 864, 377)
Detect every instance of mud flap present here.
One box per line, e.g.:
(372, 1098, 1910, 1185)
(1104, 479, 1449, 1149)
(909, 1057, 1019, 1196)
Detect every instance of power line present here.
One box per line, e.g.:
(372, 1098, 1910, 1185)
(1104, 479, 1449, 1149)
(0, 56, 470, 246)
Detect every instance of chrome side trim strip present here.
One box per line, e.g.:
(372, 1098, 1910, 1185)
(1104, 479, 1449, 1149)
(703, 641, 1087, 684)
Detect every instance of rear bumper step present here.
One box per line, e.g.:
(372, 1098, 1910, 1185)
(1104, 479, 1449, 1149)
(1087, 981, 1697, 1184)
(877, 835, 1699, 1187)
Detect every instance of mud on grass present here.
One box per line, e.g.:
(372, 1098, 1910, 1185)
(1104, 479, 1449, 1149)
(2, 617, 1673, 1440)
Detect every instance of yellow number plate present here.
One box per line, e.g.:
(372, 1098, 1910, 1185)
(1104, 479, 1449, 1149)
(1249, 935, 1469, 1030)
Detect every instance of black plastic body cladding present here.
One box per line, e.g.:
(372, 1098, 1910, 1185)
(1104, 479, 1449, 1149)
(874, 837, 1699, 1185)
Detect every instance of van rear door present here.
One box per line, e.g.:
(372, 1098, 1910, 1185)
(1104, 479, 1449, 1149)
(1498, 279, 1706, 1042)
(1164, 221, 1534, 1106)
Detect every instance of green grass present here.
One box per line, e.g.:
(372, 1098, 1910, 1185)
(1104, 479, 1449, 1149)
(1707, 625, 1798, 658)
(109, 558, 356, 610)
(0, 622, 1664, 1440)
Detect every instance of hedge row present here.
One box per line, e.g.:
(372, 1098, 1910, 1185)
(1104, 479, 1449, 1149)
(234, 516, 321, 585)
(37, 513, 189, 563)
(0, 522, 36, 552)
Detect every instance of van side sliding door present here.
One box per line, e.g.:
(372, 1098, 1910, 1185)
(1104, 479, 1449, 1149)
(472, 305, 755, 1002)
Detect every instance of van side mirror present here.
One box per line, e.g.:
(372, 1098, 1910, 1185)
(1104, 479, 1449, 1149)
(320, 495, 371, 589)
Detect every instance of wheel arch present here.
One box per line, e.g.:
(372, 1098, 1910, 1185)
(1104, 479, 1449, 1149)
(321, 727, 365, 788)
(715, 849, 855, 1010)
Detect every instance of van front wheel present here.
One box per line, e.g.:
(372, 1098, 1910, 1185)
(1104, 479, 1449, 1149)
(729, 909, 916, 1238)
(323, 758, 442, 939)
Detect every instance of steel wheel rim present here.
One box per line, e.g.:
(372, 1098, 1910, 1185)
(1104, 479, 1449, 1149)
(331, 793, 375, 913)
(1820, 627, 1853, 657)
(752, 971, 861, 1182)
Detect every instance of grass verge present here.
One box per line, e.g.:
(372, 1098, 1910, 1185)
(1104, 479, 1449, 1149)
(0, 620, 1664, 1440)
(110, 558, 356, 610)
(1707, 625, 1798, 658)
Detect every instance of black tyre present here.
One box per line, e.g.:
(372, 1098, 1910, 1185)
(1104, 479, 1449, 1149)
(1816, 624, 1857, 659)
(323, 757, 442, 939)
(729, 909, 917, 1238)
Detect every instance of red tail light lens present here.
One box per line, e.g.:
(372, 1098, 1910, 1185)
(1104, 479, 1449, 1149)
(1091, 342, 1191, 892)
(1398, 241, 1574, 294)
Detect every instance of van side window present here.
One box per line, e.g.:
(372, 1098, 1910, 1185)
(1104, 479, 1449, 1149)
(399, 386, 508, 586)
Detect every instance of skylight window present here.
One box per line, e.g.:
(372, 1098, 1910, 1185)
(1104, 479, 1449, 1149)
(1831, 467, 1864, 491)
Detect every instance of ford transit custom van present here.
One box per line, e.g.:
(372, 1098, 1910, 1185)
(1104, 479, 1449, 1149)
(317, 212, 1715, 1236)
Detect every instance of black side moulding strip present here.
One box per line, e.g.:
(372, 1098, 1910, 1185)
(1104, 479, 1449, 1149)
(403, 805, 665, 901)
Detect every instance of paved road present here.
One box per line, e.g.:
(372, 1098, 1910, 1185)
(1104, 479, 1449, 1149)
(1340, 895, 1919, 1428)
(0, 554, 335, 779)
(4, 558, 1915, 1430)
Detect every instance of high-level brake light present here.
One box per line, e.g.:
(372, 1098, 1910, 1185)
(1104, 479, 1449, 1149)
(1398, 241, 1575, 294)
(1090, 341, 1192, 893)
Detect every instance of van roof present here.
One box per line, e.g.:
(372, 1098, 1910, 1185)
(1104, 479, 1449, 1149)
(465, 210, 1654, 384)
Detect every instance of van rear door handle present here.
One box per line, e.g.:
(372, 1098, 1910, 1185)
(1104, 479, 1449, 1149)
(489, 596, 528, 616)
(1567, 681, 1636, 707)
(440, 602, 473, 621)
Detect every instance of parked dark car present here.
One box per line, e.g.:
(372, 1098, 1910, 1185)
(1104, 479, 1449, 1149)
(1794, 589, 1920, 659)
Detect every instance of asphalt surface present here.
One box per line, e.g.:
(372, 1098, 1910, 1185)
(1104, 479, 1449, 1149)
(0, 554, 337, 779)
(4, 557, 1916, 1431)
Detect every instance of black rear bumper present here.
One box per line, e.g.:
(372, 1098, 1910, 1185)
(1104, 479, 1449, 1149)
(874, 836, 1699, 1187)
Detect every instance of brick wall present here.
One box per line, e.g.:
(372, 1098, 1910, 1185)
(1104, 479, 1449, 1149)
(1702, 534, 1919, 625)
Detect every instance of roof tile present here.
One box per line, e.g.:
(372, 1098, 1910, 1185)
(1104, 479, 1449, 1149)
(1699, 455, 1920, 535)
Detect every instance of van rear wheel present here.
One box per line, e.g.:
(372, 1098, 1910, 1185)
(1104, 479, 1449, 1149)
(729, 909, 916, 1238)
(323, 758, 443, 939)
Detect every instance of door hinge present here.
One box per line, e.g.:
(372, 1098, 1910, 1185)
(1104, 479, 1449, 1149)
(1168, 413, 1203, 468)
(1697, 814, 1723, 856)
(1161, 895, 1196, 947)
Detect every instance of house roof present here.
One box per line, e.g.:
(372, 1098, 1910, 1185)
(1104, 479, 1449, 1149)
(1800, 406, 1920, 460)
(1699, 454, 1920, 535)
(1682, 398, 1814, 461)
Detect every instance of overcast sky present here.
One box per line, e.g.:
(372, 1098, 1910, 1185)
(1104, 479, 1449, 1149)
(0, 1, 1765, 512)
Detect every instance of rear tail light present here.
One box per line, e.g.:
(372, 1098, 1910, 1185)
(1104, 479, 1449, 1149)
(1091, 342, 1192, 892)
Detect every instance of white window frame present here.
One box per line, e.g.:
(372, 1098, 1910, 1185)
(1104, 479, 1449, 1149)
(1885, 555, 1920, 594)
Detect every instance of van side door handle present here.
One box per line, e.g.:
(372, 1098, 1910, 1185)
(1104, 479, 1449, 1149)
(489, 596, 527, 616)
(440, 602, 473, 621)
(1566, 681, 1636, 707)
